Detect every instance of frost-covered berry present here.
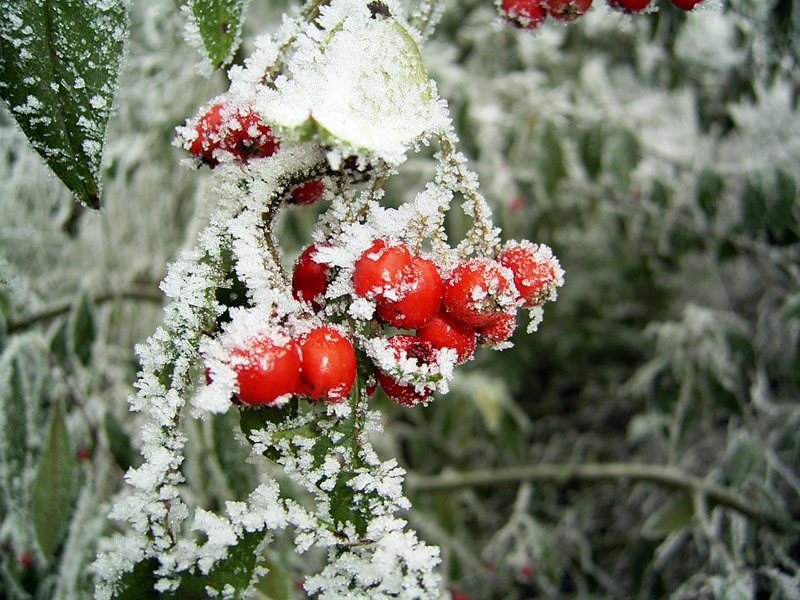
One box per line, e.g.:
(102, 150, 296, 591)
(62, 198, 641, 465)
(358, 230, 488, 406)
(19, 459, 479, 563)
(297, 325, 356, 402)
(227, 330, 301, 406)
(416, 309, 476, 364)
(376, 255, 443, 329)
(375, 335, 437, 406)
(498, 240, 562, 308)
(442, 258, 518, 327)
(189, 101, 279, 166)
(498, 0, 548, 29)
(669, 0, 702, 9)
(607, 0, 650, 11)
(543, 0, 592, 21)
(476, 310, 517, 345)
(292, 244, 330, 309)
(290, 179, 325, 205)
(353, 238, 415, 302)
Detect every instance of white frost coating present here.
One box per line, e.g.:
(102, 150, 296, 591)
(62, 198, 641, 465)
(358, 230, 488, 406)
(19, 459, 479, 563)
(254, 0, 449, 166)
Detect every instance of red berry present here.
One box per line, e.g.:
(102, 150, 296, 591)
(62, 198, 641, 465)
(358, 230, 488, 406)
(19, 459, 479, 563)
(353, 239, 415, 302)
(292, 245, 330, 309)
(442, 258, 518, 327)
(297, 326, 356, 402)
(190, 103, 225, 164)
(189, 101, 279, 166)
(498, 240, 561, 308)
(498, 0, 547, 28)
(376, 255, 443, 329)
(669, 0, 702, 9)
(416, 309, 476, 364)
(375, 335, 437, 406)
(607, 0, 650, 11)
(543, 0, 592, 21)
(476, 310, 517, 345)
(290, 179, 325, 205)
(228, 330, 301, 406)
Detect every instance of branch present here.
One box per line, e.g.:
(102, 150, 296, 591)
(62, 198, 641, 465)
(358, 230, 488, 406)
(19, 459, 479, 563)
(7, 286, 164, 333)
(406, 462, 798, 534)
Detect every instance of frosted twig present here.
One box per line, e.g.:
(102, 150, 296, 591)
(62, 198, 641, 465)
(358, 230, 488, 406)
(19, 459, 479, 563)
(406, 462, 798, 534)
(438, 131, 502, 258)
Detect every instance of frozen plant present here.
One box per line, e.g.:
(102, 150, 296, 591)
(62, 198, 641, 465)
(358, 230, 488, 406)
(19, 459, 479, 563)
(92, 0, 564, 596)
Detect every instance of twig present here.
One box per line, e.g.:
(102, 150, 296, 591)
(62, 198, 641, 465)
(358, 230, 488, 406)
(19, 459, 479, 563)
(7, 286, 164, 334)
(406, 462, 798, 534)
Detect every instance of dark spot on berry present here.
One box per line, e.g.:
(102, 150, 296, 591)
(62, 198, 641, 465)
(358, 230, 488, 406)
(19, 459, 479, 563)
(368, 1, 391, 18)
(408, 341, 436, 364)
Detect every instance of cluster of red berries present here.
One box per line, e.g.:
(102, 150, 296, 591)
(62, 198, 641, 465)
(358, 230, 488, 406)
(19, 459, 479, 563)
(186, 100, 324, 205)
(498, 0, 704, 29)
(223, 324, 357, 407)
(292, 237, 562, 406)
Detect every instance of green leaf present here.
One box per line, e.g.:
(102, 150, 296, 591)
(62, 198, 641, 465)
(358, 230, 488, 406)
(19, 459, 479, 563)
(69, 293, 95, 366)
(537, 121, 566, 198)
(49, 319, 70, 372)
(104, 411, 135, 472)
(255, 551, 294, 600)
(113, 530, 270, 599)
(0, 347, 31, 516)
(604, 126, 641, 190)
(643, 493, 694, 537)
(186, 0, 249, 71)
(0, 0, 128, 208)
(579, 122, 603, 180)
(696, 168, 724, 218)
(31, 398, 75, 559)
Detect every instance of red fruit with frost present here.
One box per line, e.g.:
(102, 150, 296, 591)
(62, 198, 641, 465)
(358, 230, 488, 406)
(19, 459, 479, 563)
(543, 0, 592, 21)
(376, 335, 436, 406)
(476, 310, 517, 345)
(228, 330, 301, 406)
(417, 309, 476, 364)
(353, 238, 415, 302)
(498, 0, 548, 28)
(607, 0, 650, 11)
(292, 244, 330, 309)
(377, 255, 443, 329)
(189, 101, 279, 166)
(442, 258, 518, 327)
(290, 179, 325, 205)
(498, 240, 562, 308)
(669, 0, 702, 9)
(297, 326, 356, 402)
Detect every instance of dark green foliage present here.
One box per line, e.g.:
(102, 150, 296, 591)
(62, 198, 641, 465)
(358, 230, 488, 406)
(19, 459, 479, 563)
(0, 0, 127, 207)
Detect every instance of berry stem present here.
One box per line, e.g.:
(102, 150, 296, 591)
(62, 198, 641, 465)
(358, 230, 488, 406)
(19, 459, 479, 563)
(438, 131, 502, 258)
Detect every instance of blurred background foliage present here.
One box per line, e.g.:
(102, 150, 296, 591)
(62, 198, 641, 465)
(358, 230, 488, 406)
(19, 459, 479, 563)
(1, 0, 799, 598)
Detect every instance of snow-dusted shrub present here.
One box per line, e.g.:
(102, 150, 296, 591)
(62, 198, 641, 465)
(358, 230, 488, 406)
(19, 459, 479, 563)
(2, 0, 800, 598)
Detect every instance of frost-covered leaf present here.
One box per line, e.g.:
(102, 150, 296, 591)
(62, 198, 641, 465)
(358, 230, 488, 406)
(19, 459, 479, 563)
(644, 494, 694, 537)
(31, 398, 75, 559)
(69, 292, 95, 366)
(0, 0, 128, 208)
(111, 529, 270, 598)
(604, 126, 641, 190)
(49, 319, 70, 372)
(254, 0, 449, 166)
(184, 0, 250, 73)
(723, 434, 762, 488)
(537, 121, 566, 197)
(0, 345, 30, 516)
